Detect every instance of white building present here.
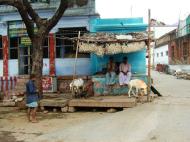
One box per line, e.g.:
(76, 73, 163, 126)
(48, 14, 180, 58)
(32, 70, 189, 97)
(152, 26, 177, 67)
(154, 45, 169, 65)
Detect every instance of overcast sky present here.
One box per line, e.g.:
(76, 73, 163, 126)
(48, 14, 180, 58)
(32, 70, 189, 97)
(96, 0, 190, 25)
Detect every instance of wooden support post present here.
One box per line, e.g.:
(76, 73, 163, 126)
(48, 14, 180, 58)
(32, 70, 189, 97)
(10, 77, 13, 90)
(61, 106, 68, 113)
(68, 106, 76, 113)
(2, 36, 8, 77)
(107, 108, 117, 113)
(40, 106, 45, 111)
(53, 108, 57, 112)
(49, 33, 56, 76)
(5, 76, 8, 91)
(2, 36, 9, 94)
(73, 31, 81, 80)
(13, 76, 17, 88)
(1, 77, 3, 92)
(147, 9, 151, 102)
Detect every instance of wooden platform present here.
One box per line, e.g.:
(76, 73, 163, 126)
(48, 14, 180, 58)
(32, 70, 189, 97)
(39, 98, 69, 111)
(69, 96, 136, 108)
(39, 96, 137, 112)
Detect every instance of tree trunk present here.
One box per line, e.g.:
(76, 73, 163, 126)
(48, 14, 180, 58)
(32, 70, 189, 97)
(31, 36, 44, 97)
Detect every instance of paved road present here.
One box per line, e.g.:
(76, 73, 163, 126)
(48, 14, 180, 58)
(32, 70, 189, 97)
(33, 71, 190, 142)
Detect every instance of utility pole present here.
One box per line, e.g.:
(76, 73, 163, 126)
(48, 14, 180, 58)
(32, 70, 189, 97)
(130, 5, 133, 17)
(147, 9, 151, 101)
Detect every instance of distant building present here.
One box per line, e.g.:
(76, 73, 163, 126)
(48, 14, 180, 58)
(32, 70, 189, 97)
(147, 19, 177, 68)
(154, 28, 177, 66)
(154, 15, 190, 72)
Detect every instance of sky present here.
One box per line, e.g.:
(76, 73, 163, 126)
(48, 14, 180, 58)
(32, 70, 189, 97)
(96, 0, 190, 25)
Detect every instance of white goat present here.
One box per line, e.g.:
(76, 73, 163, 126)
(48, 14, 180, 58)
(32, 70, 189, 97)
(128, 79, 147, 98)
(70, 78, 84, 97)
(174, 69, 182, 79)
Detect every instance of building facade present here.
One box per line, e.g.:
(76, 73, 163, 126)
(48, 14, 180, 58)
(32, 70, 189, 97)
(155, 15, 190, 72)
(153, 27, 177, 66)
(0, 0, 99, 77)
(89, 17, 148, 75)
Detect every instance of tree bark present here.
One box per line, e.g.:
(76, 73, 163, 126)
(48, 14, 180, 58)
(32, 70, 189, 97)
(31, 36, 44, 96)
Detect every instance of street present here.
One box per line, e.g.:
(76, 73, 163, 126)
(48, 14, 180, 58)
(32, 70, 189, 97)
(0, 71, 190, 142)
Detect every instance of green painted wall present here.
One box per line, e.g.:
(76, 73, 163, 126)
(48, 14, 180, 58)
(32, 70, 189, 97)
(186, 15, 190, 34)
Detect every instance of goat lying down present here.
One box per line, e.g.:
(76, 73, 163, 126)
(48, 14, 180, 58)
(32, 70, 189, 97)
(128, 79, 147, 98)
(69, 78, 84, 98)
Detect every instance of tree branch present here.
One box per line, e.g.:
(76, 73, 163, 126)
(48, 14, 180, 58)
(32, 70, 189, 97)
(46, 0, 68, 33)
(16, 5, 34, 39)
(0, 0, 69, 38)
(22, 0, 43, 28)
(0, 0, 18, 5)
(0, 0, 34, 39)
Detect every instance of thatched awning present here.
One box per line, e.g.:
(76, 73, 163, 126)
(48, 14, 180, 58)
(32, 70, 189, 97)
(79, 32, 150, 56)
(79, 32, 149, 43)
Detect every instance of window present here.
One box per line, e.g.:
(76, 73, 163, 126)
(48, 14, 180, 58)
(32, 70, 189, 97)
(43, 38, 49, 58)
(161, 52, 163, 57)
(166, 51, 168, 56)
(56, 27, 89, 58)
(0, 36, 2, 59)
(56, 34, 64, 58)
(157, 53, 159, 57)
(9, 37, 18, 59)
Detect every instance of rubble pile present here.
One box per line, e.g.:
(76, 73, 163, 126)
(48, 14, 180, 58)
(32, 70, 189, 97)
(174, 71, 190, 80)
(2, 75, 28, 107)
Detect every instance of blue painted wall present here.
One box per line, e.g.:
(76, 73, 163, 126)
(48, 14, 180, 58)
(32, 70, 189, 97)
(90, 49, 146, 74)
(89, 17, 147, 75)
(55, 58, 91, 76)
(90, 17, 147, 33)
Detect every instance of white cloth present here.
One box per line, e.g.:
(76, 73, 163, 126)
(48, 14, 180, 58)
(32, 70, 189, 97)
(119, 72, 132, 85)
(119, 63, 131, 73)
(119, 63, 132, 85)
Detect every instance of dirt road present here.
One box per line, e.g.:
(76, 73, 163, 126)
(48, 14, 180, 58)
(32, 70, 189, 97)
(1, 71, 190, 142)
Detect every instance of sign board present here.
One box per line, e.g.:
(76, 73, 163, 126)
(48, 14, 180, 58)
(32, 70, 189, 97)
(9, 28, 27, 37)
(2, 36, 8, 77)
(42, 76, 57, 92)
(29, 0, 50, 3)
(21, 37, 32, 46)
(8, 20, 37, 37)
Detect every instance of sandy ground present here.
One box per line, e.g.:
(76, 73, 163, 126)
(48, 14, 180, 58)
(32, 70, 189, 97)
(0, 71, 190, 142)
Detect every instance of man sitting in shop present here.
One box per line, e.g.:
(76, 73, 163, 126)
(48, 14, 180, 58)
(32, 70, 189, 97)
(119, 57, 132, 86)
(105, 56, 117, 86)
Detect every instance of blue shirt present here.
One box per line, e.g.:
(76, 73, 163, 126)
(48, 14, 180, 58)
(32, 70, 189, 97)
(26, 80, 38, 104)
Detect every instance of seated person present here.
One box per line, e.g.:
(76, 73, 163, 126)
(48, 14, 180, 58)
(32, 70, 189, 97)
(119, 57, 132, 85)
(105, 56, 116, 85)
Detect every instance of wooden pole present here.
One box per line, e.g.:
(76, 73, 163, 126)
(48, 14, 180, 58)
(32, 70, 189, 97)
(73, 31, 81, 80)
(147, 9, 151, 101)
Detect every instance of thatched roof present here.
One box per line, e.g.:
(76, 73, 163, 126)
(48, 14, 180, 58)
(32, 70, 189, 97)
(79, 32, 150, 43)
(79, 32, 151, 56)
